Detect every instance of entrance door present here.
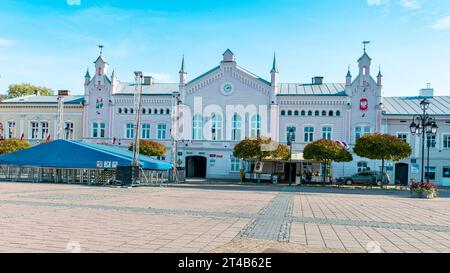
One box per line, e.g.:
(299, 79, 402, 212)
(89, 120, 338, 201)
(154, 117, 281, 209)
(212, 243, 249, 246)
(186, 156, 207, 178)
(395, 163, 409, 186)
(284, 163, 297, 183)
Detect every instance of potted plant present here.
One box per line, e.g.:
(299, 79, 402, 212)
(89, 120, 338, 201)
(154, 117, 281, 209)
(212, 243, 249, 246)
(410, 182, 438, 199)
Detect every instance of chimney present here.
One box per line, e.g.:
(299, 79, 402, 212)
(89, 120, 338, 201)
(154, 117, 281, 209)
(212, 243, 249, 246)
(58, 90, 70, 96)
(144, 76, 154, 85)
(312, 76, 324, 85)
(419, 83, 434, 98)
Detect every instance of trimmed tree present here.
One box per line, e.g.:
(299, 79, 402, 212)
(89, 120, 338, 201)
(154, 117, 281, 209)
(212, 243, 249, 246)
(7, 84, 53, 98)
(233, 137, 290, 182)
(303, 139, 353, 183)
(128, 140, 166, 157)
(353, 134, 412, 187)
(0, 139, 31, 155)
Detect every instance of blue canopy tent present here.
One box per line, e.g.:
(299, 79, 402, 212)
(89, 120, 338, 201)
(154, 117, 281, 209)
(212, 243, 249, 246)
(0, 140, 172, 184)
(0, 140, 172, 170)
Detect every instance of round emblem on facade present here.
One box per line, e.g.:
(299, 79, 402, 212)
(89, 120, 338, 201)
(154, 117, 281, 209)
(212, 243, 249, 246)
(220, 82, 234, 96)
(360, 98, 369, 111)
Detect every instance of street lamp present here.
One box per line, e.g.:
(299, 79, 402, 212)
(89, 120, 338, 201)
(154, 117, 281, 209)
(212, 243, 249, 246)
(287, 129, 295, 186)
(410, 99, 438, 182)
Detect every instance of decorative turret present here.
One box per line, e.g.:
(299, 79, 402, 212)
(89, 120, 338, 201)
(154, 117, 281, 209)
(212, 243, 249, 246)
(358, 41, 372, 76)
(179, 55, 187, 86)
(377, 66, 383, 86)
(111, 69, 118, 86)
(270, 52, 279, 87)
(346, 66, 352, 86)
(94, 45, 109, 77)
(84, 67, 91, 86)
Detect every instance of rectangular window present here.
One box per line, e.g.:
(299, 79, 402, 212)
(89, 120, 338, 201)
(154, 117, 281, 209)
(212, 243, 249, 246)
(357, 161, 369, 173)
(92, 123, 98, 138)
(31, 122, 39, 139)
(65, 122, 74, 140)
(304, 127, 314, 143)
(92, 123, 106, 138)
(286, 126, 296, 144)
(427, 135, 436, 148)
(41, 122, 49, 139)
(397, 133, 408, 143)
(425, 167, 436, 181)
(322, 127, 332, 140)
(355, 127, 362, 140)
(230, 157, 241, 172)
(443, 167, 450, 178)
(142, 124, 151, 139)
(157, 124, 167, 140)
(443, 135, 450, 149)
(125, 123, 134, 139)
(7, 121, 16, 139)
(100, 123, 106, 138)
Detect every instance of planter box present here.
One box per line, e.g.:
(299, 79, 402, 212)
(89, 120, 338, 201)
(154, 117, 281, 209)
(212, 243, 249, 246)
(411, 191, 436, 199)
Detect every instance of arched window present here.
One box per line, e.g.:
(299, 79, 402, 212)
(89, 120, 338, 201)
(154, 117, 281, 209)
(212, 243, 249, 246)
(294, 110, 299, 116)
(124, 108, 128, 114)
(363, 67, 368, 75)
(288, 110, 293, 116)
(301, 110, 306, 116)
(308, 111, 313, 116)
(315, 110, 320, 116)
(154, 109, 158, 115)
(336, 110, 341, 117)
(322, 110, 327, 116)
(281, 110, 286, 116)
(166, 109, 170, 115)
(160, 109, 164, 115)
(118, 108, 122, 114)
(130, 108, 134, 114)
(250, 115, 261, 137)
(329, 110, 334, 117)
(142, 108, 146, 115)
(211, 113, 223, 141)
(193, 115, 203, 140)
(231, 114, 242, 141)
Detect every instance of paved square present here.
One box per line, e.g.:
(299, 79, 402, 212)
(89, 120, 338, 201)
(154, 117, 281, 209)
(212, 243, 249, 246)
(0, 182, 449, 253)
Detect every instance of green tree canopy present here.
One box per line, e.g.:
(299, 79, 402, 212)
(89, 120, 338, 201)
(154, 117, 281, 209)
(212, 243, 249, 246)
(128, 140, 166, 157)
(354, 134, 412, 185)
(303, 139, 353, 164)
(303, 139, 353, 182)
(0, 139, 31, 155)
(7, 84, 54, 98)
(353, 134, 412, 162)
(233, 137, 290, 162)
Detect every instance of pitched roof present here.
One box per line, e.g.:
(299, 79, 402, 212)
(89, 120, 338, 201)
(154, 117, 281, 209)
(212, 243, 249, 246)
(114, 82, 178, 95)
(278, 83, 347, 96)
(1, 95, 84, 104)
(0, 140, 172, 170)
(383, 96, 450, 116)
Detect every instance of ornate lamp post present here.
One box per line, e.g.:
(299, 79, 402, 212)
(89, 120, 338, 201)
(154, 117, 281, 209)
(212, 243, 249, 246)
(409, 99, 438, 182)
(288, 129, 295, 186)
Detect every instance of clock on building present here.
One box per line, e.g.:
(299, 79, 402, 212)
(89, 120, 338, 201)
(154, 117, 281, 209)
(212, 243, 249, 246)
(220, 82, 234, 96)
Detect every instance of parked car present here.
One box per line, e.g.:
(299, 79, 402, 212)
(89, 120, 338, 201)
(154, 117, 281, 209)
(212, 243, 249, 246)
(337, 171, 390, 186)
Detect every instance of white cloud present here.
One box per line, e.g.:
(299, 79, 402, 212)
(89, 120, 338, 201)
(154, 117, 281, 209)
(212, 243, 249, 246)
(67, 0, 81, 6)
(433, 15, 450, 30)
(367, 0, 384, 6)
(0, 38, 15, 47)
(400, 0, 421, 10)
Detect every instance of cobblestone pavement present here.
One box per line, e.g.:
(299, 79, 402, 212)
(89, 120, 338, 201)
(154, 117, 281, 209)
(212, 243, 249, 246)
(0, 182, 449, 253)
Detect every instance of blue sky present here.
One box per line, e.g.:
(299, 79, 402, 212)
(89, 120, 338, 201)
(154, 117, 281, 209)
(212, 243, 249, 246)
(0, 0, 450, 96)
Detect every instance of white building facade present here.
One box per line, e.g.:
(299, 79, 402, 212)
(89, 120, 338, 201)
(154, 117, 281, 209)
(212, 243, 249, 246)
(83, 48, 450, 186)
